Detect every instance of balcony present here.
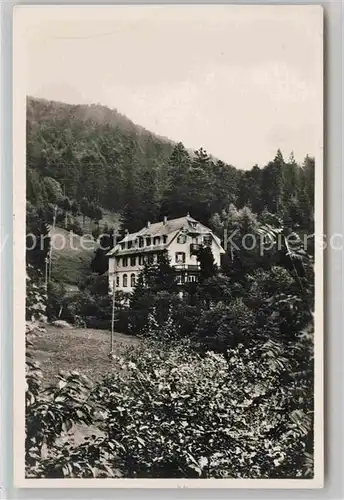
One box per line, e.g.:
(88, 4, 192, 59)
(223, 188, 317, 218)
(174, 264, 200, 271)
(190, 243, 201, 254)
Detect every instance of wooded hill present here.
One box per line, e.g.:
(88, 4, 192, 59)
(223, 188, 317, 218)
(27, 96, 315, 236)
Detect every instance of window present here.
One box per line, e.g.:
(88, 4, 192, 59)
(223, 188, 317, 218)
(148, 254, 155, 265)
(162, 235, 167, 244)
(130, 256, 136, 266)
(120, 243, 125, 250)
(175, 252, 186, 264)
(128, 241, 133, 249)
(153, 236, 160, 246)
(146, 237, 151, 246)
(116, 257, 121, 267)
(192, 236, 198, 244)
(123, 274, 128, 287)
(138, 256, 144, 265)
(116, 276, 120, 287)
(139, 237, 144, 248)
(203, 235, 212, 246)
(177, 234, 187, 244)
(189, 221, 198, 230)
(123, 257, 128, 267)
(130, 273, 136, 287)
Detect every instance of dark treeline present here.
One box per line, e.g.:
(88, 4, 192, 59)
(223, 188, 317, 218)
(27, 97, 315, 236)
(27, 97, 174, 223)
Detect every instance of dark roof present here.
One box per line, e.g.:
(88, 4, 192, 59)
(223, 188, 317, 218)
(107, 215, 224, 256)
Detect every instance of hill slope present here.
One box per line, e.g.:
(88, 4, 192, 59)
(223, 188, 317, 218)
(26, 96, 175, 214)
(49, 227, 94, 286)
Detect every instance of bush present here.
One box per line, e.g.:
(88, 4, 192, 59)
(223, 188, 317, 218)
(195, 299, 256, 352)
(25, 360, 97, 478)
(245, 267, 312, 339)
(84, 316, 111, 330)
(26, 267, 47, 322)
(67, 219, 84, 236)
(90, 336, 313, 478)
(46, 281, 66, 321)
(79, 274, 109, 296)
(172, 302, 201, 337)
(26, 327, 314, 479)
(64, 290, 112, 325)
(128, 287, 155, 335)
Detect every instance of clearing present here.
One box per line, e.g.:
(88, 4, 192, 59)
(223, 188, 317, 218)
(28, 324, 139, 385)
(49, 227, 94, 286)
(49, 210, 121, 287)
(27, 324, 138, 448)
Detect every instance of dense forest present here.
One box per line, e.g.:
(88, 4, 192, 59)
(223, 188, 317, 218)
(26, 96, 316, 480)
(27, 96, 314, 235)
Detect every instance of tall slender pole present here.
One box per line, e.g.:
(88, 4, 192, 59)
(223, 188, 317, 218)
(44, 257, 49, 291)
(48, 205, 57, 282)
(110, 276, 116, 356)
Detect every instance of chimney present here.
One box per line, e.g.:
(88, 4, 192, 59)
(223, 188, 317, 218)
(163, 216, 167, 225)
(147, 221, 151, 228)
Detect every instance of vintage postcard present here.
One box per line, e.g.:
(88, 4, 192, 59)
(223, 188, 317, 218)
(13, 4, 323, 488)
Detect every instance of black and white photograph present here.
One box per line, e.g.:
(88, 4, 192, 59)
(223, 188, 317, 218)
(13, 4, 323, 487)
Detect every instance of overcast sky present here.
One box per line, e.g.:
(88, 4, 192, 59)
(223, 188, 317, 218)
(19, 5, 323, 169)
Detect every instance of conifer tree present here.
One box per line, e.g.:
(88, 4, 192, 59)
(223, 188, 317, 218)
(197, 246, 217, 282)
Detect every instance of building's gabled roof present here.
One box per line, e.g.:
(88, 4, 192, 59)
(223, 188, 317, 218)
(107, 214, 224, 256)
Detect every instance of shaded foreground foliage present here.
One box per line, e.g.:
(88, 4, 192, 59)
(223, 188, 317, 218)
(26, 326, 313, 479)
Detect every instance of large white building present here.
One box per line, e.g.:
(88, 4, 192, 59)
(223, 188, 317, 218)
(107, 214, 225, 294)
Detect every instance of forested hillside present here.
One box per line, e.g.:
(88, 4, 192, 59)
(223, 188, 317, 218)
(27, 96, 314, 236)
(26, 97, 174, 227)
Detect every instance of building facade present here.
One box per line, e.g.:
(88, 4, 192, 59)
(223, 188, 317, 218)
(107, 214, 225, 294)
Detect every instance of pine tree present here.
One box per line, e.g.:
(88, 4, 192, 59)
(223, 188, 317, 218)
(160, 142, 191, 219)
(261, 149, 285, 213)
(71, 200, 80, 217)
(26, 204, 51, 276)
(139, 252, 179, 294)
(80, 197, 90, 226)
(128, 252, 179, 335)
(90, 229, 115, 276)
(210, 160, 239, 214)
(128, 273, 154, 335)
(61, 197, 71, 228)
(196, 246, 217, 282)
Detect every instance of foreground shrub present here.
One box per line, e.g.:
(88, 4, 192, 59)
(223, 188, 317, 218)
(26, 265, 47, 322)
(92, 333, 313, 479)
(194, 299, 256, 351)
(25, 360, 97, 478)
(26, 327, 314, 479)
(63, 290, 112, 325)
